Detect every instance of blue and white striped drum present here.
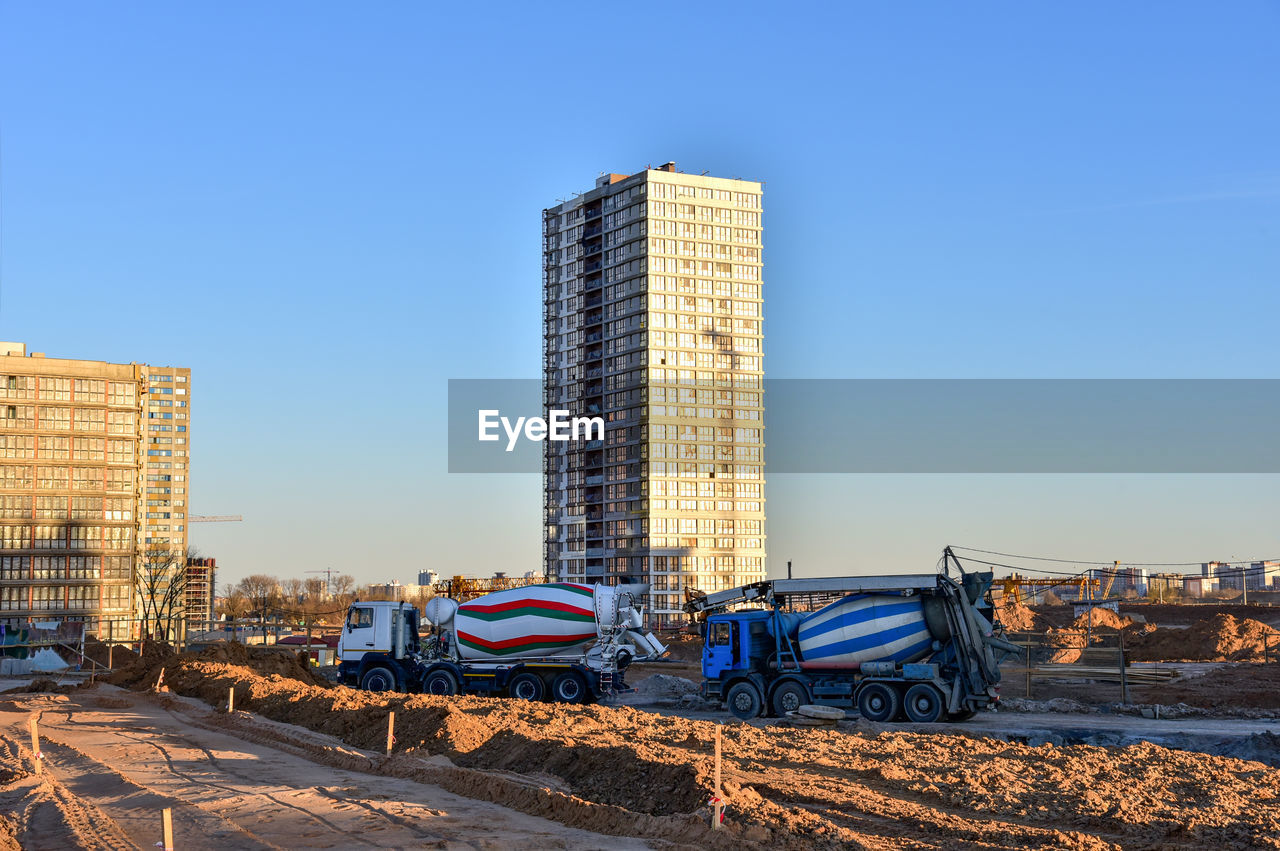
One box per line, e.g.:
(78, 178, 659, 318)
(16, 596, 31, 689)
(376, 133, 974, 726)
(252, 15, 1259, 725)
(796, 594, 935, 669)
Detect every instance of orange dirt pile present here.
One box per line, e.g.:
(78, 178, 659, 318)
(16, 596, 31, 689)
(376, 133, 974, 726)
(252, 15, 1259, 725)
(1042, 608, 1137, 663)
(1072, 607, 1133, 630)
(997, 597, 1044, 632)
(146, 657, 1280, 849)
(1124, 614, 1280, 662)
(108, 641, 330, 690)
(82, 636, 139, 669)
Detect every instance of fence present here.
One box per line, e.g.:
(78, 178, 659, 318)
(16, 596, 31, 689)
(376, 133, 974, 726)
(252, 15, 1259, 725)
(1001, 630, 1181, 704)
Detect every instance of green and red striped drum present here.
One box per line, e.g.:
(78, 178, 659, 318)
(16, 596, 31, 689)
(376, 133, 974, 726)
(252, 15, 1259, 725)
(454, 583, 602, 660)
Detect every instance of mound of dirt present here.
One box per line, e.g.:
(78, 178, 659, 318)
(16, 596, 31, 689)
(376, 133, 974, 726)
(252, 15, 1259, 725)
(136, 657, 1280, 849)
(997, 598, 1043, 632)
(1071, 607, 1133, 630)
(1041, 608, 1137, 663)
(82, 637, 139, 669)
(1, 678, 75, 695)
(108, 641, 331, 690)
(1125, 614, 1280, 662)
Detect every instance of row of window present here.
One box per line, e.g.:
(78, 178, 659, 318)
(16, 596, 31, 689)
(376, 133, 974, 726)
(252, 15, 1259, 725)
(0, 407, 137, 432)
(648, 499, 762, 513)
(0, 435, 136, 462)
(0, 495, 133, 520)
(645, 182, 761, 208)
(0, 525, 133, 549)
(0, 583, 130, 611)
(0, 466, 135, 491)
(0, 555, 131, 580)
(0, 376, 138, 405)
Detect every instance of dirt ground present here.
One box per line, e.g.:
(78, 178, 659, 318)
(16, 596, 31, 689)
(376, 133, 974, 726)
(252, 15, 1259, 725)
(2, 650, 1275, 849)
(0, 687, 648, 850)
(4, 610, 1280, 849)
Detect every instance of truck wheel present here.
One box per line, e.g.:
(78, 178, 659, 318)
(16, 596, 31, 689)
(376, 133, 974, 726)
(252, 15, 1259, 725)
(856, 683, 900, 722)
(902, 684, 945, 723)
(509, 672, 545, 701)
(726, 681, 763, 720)
(424, 669, 458, 696)
(361, 667, 397, 693)
(551, 672, 587, 704)
(770, 681, 807, 717)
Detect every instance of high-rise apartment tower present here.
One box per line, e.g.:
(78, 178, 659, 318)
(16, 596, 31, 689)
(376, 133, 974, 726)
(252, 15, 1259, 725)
(0, 344, 191, 639)
(542, 164, 765, 626)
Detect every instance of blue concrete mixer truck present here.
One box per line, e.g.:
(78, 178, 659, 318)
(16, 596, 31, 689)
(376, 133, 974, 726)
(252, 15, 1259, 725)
(682, 548, 1021, 722)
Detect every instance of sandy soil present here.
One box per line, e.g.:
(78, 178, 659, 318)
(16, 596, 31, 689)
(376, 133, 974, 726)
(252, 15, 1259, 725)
(0, 687, 652, 850)
(49, 650, 1280, 849)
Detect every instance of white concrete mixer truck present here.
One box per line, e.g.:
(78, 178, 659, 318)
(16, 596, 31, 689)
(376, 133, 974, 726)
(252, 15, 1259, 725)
(682, 548, 1021, 722)
(336, 582, 667, 702)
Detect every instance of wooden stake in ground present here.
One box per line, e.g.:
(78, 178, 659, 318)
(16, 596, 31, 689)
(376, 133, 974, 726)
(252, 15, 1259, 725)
(162, 807, 174, 851)
(1118, 630, 1129, 705)
(712, 723, 723, 830)
(108, 643, 113, 670)
(386, 711, 395, 755)
(227, 686, 235, 713)
(1025, 635, 1033, 699)
(28, 716, 41, 775)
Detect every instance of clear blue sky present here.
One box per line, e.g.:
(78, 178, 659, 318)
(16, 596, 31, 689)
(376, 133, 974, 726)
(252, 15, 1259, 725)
(1, 3, 1276, 586)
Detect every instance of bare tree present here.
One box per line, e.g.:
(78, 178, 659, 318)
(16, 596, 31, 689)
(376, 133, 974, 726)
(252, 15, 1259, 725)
(136, 549, 188, 644)
(217, 582, 250, 622)
(332, 574, 355, 601)
(237, 574, 280, 644)
(281, 577, 304, 607)
(296, 578, 336, 661)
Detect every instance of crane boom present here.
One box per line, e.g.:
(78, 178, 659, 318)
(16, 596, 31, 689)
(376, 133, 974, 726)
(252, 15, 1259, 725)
(189, 515, 243, 522)
(683, 573, 946, 615)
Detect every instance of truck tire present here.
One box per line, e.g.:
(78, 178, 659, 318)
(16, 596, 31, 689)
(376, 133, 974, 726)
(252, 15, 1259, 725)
(424, 669, 459, 696)
(509, 672, 545, 701)
(551, 672, 587, 704)
(726, 681, 764, 720)
(770, 681, 808, 717)
(856, 683, 899, 722)
(902, 683, 945, 723)
(361, 666, 397, 693)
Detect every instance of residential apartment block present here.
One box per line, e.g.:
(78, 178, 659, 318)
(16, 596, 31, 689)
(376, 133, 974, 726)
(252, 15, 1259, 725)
(0, 343, 191, 639)
(542, 164, 765, 625)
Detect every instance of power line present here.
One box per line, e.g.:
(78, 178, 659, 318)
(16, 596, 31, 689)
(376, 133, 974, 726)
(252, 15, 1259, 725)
(951, 544, 1279, 569)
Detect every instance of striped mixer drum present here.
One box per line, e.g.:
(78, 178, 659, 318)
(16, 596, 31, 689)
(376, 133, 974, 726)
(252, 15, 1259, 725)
(453, 583, 602, 660)
(796, 593, 935, 669)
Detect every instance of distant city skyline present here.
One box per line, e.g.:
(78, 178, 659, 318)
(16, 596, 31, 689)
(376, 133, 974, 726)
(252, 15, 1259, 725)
(0, 4, 1275, 586)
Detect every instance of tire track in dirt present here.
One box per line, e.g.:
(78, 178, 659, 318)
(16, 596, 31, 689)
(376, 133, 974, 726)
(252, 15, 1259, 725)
(0, 726, 136, 851)
(112, 729, 386, 847)
(37, 703, 449, 848)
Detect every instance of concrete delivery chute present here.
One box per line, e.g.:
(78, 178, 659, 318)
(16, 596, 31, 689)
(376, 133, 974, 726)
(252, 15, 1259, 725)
(682, 547, 1021, 722)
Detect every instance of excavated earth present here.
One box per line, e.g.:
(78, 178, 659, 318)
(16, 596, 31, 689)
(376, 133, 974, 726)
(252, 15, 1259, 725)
(1124, 614, 1280, 663)
(87, 645, 1280, 849)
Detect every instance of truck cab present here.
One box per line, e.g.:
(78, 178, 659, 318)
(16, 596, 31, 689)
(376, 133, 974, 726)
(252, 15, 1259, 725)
(336, 601, 422, 692)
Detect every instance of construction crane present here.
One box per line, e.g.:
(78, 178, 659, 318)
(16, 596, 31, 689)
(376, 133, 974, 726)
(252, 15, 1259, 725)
(304, 567, 339, 596)
(993, 573, 1100, 605)
(189, 515, 243, 523)
(432, 574, 547, 603)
